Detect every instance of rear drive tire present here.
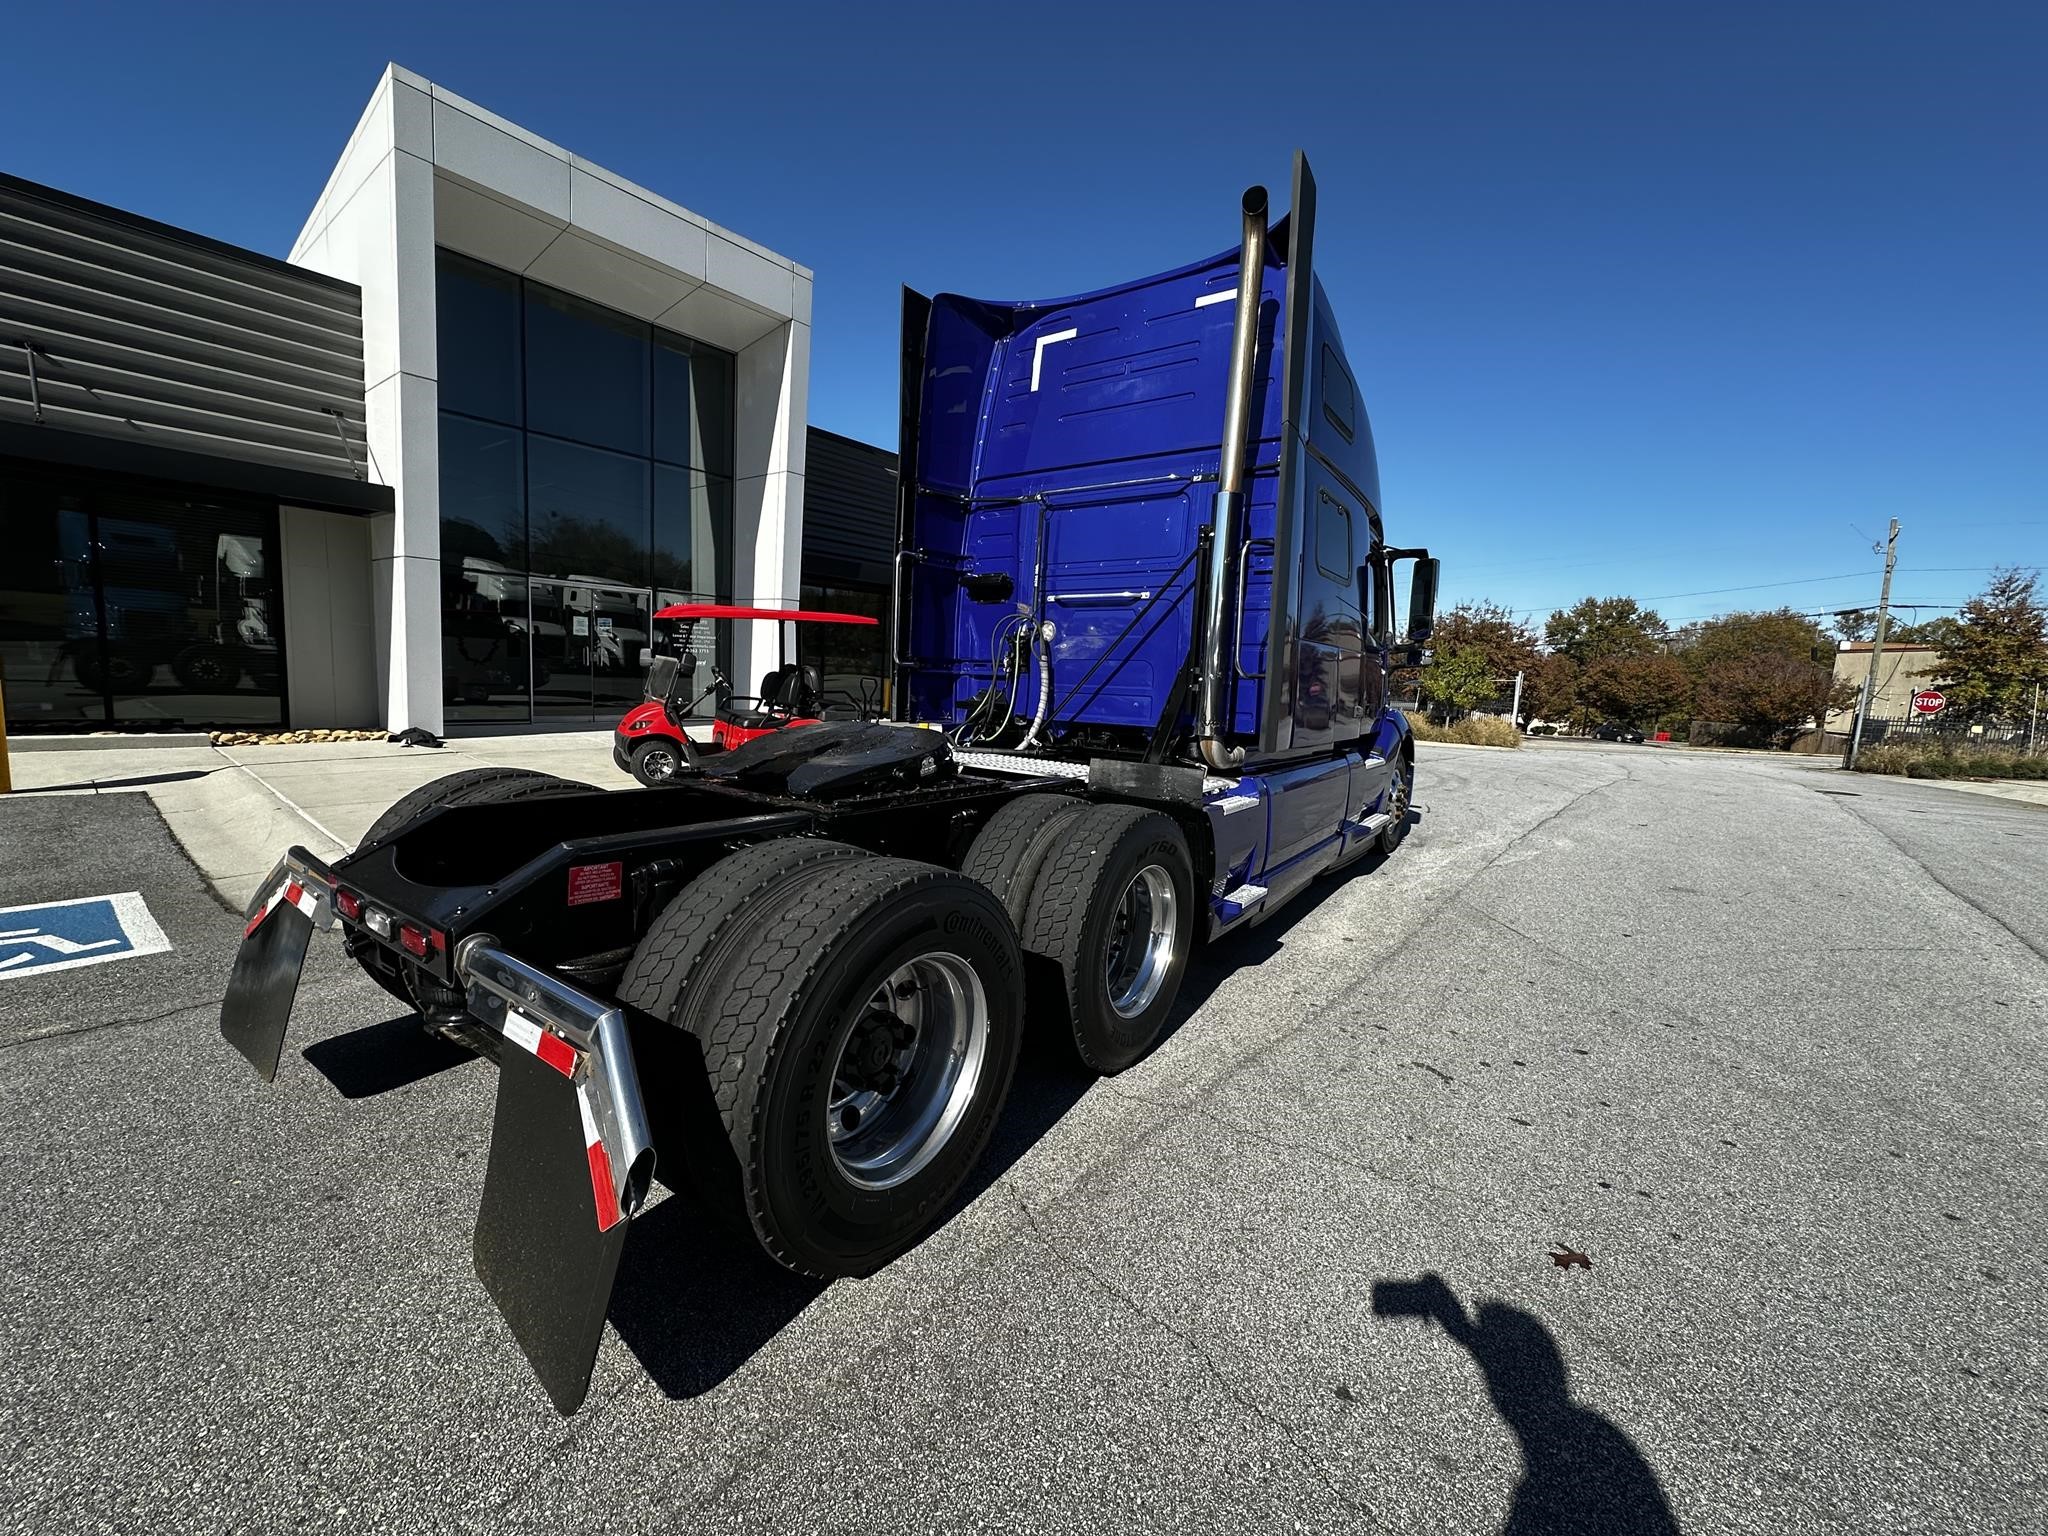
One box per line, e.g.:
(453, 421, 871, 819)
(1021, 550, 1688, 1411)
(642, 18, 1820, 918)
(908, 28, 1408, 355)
(1019, 804, 1195, 1074)
(957, 792, 1089, 928)
(629, 736, 687, 786)
(347, 768, 586, 1008)
(617, 837, 874, 1215)
(678, 858, 1024, 1277)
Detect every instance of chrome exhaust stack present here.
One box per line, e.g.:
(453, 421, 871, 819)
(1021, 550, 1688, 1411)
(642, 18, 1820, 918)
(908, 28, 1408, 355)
(1196, 185, 1268, 774)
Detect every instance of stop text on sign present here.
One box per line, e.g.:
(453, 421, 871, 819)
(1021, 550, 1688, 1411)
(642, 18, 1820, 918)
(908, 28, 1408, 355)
(1911, 689, 1946, 715)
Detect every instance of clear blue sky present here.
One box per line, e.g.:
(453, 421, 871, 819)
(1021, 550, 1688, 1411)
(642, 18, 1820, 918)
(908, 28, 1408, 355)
(10, 1, 2043, 630)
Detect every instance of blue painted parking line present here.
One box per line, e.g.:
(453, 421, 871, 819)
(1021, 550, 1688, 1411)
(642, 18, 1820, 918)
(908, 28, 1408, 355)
(0, 893, 172, 979)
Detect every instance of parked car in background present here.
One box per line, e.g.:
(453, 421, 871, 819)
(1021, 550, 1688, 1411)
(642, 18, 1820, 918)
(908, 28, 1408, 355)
(1594, 722, 1645, 743)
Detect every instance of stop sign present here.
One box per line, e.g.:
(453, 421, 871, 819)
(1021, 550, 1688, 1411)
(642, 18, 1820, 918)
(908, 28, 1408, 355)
(1911, 689, 1946, 715)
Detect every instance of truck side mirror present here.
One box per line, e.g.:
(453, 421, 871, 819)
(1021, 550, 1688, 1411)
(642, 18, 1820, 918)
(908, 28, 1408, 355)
(637, 647, 655, 669)
(1405, 558, 1440, 645)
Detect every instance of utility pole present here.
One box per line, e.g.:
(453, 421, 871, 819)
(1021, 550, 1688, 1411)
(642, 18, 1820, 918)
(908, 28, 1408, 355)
(1845, 519, 1900, 770)
(2029, 681, 2041, 758)
(1510, 670, 1524, 732)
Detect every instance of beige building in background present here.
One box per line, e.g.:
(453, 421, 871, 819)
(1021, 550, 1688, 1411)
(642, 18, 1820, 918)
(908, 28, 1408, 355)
(1826, 643, 1945, 729)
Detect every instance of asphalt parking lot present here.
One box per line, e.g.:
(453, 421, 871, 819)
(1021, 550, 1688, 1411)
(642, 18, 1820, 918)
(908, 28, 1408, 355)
(3, 747, 2043, 1535)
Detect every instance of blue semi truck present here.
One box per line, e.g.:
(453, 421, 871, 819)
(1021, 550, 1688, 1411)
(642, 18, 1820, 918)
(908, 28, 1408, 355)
(222, 153, 1438, 1413)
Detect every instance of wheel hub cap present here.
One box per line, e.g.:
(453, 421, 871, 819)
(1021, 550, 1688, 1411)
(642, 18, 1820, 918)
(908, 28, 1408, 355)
(827, 953, 989, 1190)
(1104, 864, 1178, 1019)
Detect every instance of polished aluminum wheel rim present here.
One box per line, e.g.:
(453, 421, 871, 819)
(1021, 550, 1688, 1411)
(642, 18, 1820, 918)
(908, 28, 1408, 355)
(1384, 768, 1410, 834)
(1104, 863, 1178, 1018)
(639, 745, 679, 779)
(827, 952, 989, 1191)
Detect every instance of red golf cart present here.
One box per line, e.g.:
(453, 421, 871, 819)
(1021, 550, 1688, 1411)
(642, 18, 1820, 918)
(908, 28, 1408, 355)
(612, 603, 882, 786)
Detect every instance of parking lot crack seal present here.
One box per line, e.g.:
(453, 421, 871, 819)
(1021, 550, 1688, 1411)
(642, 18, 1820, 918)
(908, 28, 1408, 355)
(0, 996, 213, 1050)
(1004, 1184, 1394, 1534)
(1822, 796, 2048, 971)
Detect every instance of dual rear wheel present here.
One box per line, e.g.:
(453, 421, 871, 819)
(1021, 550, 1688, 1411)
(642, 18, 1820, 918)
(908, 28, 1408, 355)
(616, 795, 1197, 1280)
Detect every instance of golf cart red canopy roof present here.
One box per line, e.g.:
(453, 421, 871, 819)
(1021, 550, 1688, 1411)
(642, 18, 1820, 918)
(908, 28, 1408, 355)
(651, 603, 878, 625)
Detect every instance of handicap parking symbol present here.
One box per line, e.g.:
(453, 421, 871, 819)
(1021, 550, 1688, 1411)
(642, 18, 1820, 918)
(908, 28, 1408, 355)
(0, 893, 172, 979)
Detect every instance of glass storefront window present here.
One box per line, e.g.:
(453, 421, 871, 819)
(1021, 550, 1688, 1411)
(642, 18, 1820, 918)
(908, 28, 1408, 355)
(437, 253, 523, 426)
(653, 335, 734, 477)
(524, 285, 649, 457)
(798, 581, 889, 712)
(433, 249, 735, 721)
(439, 414, 526, 570)
(653, 466, 732, 598)
(0, 463, 285, 731)
(528, 436, 651, 586)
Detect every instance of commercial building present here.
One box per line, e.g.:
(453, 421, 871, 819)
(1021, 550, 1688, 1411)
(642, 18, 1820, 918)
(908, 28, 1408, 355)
(3, 64, 892, 738)
(1825, 642, 1945, 731)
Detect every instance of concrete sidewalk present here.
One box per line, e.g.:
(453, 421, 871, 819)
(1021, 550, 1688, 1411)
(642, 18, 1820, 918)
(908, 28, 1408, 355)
(3, 729, 653, 908)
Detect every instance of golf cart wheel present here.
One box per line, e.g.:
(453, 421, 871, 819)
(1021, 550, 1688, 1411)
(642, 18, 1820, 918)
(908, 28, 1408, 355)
(1020, 804, 1194, 1075)
(346, 769, 586, 1011)
(1379, 753, 1413, 854)
(629, 736, 687, 786)
(676, 858, 1023, 1278)
(957, 792, 1090, 928)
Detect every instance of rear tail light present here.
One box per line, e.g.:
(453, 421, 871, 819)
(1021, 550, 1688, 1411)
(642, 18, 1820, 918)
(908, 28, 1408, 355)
(335, 888, 362, 921)
(398, 923, 447, 960)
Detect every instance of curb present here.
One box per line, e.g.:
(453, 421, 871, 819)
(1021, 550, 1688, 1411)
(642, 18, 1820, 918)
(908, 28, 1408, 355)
(7, 732, 213, 753)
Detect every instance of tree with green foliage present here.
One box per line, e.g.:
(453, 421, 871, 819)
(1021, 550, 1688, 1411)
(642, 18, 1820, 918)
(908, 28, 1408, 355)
(1580, 652, 1693, 729)
(1544, 596, 1666, 663)
(1935, 567, 2048, 721)
(1679, 608, 1835, 673)
(1697, 652, 1852, 746)
(1430, 601, 1541, 679)
(1418, 645, 1498, 722)
(1522, 651, 1580, 726)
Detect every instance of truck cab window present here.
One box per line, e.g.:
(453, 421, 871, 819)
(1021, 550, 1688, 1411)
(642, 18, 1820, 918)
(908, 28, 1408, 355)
(1320, 344, 1356, 441)
(1317, 493, 1353, 581)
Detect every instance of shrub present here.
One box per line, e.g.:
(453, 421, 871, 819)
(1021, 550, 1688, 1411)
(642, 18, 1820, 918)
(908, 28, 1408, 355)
(1854, 740, 2043, 780)
(1404, 711, 1521, 749)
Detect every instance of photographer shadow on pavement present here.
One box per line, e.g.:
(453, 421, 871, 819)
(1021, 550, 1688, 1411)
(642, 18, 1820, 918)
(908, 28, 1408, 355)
(1372, 1273, 1679, 1536)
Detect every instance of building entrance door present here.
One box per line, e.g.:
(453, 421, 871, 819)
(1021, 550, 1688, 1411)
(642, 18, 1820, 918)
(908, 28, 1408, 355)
(528, 580, 652, 721)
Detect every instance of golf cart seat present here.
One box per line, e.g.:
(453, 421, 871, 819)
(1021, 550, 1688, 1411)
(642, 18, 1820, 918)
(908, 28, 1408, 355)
(721, 664, 821, 731)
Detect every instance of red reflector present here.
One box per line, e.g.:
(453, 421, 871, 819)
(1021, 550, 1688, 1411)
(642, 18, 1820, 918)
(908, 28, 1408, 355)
(567, 861, 624, 906)
(335, 889, 362, 921)
(399, 925, 430, 958)
(536, 1030, 578, 1078)
(587, 1139, 620, 1233)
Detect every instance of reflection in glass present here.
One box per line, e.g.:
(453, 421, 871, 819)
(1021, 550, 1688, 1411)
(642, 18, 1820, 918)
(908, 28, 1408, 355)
(798, 581, 889, 710)
(439, 414, 526, 569)
(528, 579, 654, 719)
(443, 561, 533, 722)
(525, 284, 649, 456)
(654, 335, 734, 476)
(430, 249, 738, 720)
(0, 477, 107, 726)
(528, 436, 652, 586)
(437, 252, 522, 425)
(653, 467, 732, 597)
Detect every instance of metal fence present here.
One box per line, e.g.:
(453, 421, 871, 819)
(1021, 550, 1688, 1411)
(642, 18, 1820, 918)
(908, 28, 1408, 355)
(1855, 712, 2039, 752)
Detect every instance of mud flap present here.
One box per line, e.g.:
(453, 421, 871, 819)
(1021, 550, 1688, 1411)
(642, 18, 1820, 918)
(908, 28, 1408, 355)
(473, 1045, 633, 1416)
(220, 851, 335, 1081)
(458, 941, 655, 1417)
